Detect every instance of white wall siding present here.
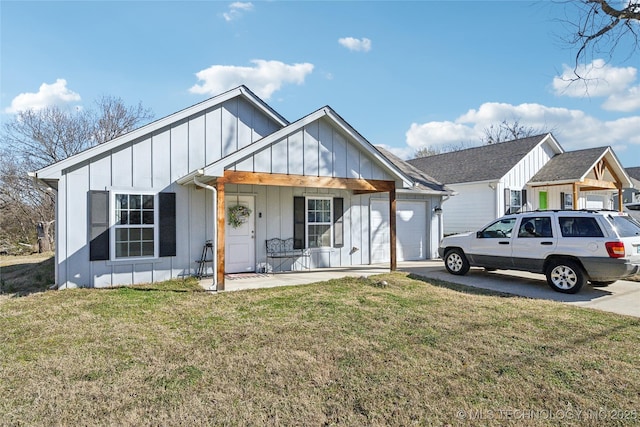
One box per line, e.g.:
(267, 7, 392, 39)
(112, 144, 133, 187)
(318, 120, 333, 177)
(503, 140, 556, 190)
(133, 137, 153, 188)
(443, 183, 496, 234)
(304, 121, 319, 176)
(232, 118, 394, 181)
(152, 129, 172, 189)
(64, 166, 90, 288)
(170, 121, 189, 182)
(188, 113, 206, 173)
(54, 94, 283, 288)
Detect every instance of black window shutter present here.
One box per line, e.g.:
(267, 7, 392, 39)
(89, 190, 110, 261)
(333, 197, 344, 248)
(504, 188, 511, 214)
(560, 192, 565, 209)
(521, 189, 527, 209)
(293, 196, 305, 249)
(159, 192, 176, 257)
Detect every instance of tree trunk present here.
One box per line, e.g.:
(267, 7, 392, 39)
(37, 221, 52, 253)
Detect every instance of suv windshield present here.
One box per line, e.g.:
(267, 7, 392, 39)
(605, 214, 640, 237)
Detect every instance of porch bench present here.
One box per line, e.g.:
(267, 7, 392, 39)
(266, 238, 310, 272)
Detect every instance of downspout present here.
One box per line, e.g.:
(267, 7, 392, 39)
(194, 175, 217, 291)
(438, 194, 450, 241)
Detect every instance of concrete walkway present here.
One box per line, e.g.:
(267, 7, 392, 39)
(199, 264, 391, 292)
(200, 260, 639, 318)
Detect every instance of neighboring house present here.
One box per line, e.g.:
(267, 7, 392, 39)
(620, 167, 640, 204)
(408, 134, 563, 234)
(408, 133, 633, 235)
(32, 86, 452, 290)
(527, 146, 632, 212)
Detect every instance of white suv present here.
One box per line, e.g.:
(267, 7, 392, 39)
(439, 210, 640, 294)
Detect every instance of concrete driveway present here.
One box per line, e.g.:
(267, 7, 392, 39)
(399, 260, 640, 318)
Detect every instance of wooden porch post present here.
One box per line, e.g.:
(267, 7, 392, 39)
(216, 181, 225, 290)
(573, 183, 579, 210)
(389, 186, 397, 271)
(618, 186, 623, 212)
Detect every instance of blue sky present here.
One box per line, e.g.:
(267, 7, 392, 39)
(2, 1, 639, 167)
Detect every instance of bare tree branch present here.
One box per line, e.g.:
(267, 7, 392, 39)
(560, 0, 640, 78)
(0, 97, 154, 253)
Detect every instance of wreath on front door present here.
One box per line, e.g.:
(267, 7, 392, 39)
(228, 205, 252, 228)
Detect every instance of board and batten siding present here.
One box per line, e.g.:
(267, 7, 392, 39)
(369, 193, 441, 262)
(223, 184, 372, 270)
(56, 97, 282, 288)
(230, 117, 394, 181)
(502, 139, 558, 194)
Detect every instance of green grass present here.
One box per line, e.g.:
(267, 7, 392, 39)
(1, 272, 638, 426)
(0, 252, 54, 295)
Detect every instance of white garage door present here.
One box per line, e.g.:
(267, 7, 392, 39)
(586, 195, 605, 210)
(370, 200, 428, 263)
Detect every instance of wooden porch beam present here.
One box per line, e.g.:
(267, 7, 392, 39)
(216, 182, 225, 290)
(222, 170, 395, 192)
(579, 178, 618, 190)
(389, 187, 397, 271)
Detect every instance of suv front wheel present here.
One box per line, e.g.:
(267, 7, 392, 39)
(444, 249, 470, 275)
(545, 259, 586, 294)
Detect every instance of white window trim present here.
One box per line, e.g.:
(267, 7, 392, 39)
(305, 196, 333, 249)
(109, 190, 159, 261)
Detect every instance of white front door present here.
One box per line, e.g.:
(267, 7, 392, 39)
(225, 195, 255, 273)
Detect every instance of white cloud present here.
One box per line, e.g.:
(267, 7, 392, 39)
(406, 121, 477, 150)
(5, 78, 81, 113)
(338, 37, 372, 52)
(602, 85, 640, 112)
(223, 2, 254, 22)
(189, 59, 314, 99)
(553, 59, 639, 112)
(404, 101, 640, 159)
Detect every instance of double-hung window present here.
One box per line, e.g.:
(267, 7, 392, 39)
(293, 196, 344, 250)
(89, 190, 175, 261)
(307, 198, 332, 248)
(505, 189, 527, 214)
(114, 193, 156, 258)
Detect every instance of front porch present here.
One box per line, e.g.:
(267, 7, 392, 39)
(199, 264, 392, 292)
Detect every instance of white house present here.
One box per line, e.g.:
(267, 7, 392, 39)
(408, 133, 633, 235)
(32, 86, 452, 290)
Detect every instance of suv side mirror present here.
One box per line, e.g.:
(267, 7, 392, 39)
(476, 231, 483, 238)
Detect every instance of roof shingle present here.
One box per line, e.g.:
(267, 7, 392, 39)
(407, 134, 550, 184)
(529, 147, 609, 183)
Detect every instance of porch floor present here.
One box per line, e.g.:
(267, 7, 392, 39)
(198, 264, 393, 292)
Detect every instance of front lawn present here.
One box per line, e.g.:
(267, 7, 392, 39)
(1, 274, 638, 426)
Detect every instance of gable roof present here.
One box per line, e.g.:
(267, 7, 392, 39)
(178, 106, 415, 189)
(33, 86, 289, 181)
(407, 133, 562, 184)
(626, 167, 640, 189)
(529, 146, 633, 188)
(374, 146, 453, 195)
